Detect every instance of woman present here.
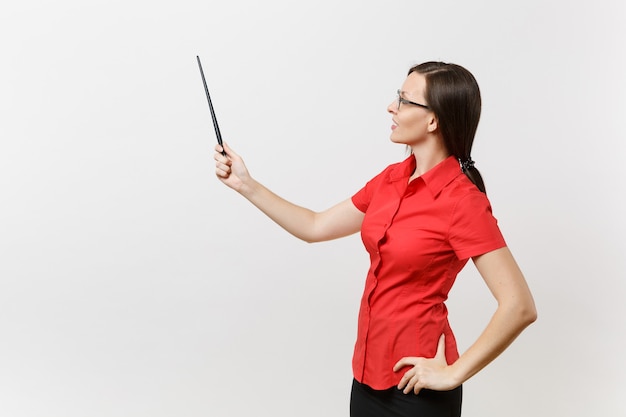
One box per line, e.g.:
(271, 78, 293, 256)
(213, 61, 537, 417)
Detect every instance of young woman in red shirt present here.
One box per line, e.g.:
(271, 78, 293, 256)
(213, 61, 537, 417)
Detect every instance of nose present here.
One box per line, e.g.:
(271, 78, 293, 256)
(387, 98, 398, 114)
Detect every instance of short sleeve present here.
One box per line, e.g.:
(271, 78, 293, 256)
(351, 185, 370, 213)
(449, 191, 507, 260)
(351, 167, 389, 213)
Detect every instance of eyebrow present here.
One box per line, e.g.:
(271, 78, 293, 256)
(399, 90, 421, 101)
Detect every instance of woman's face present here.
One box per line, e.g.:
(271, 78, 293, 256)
(387, 72, 437, 146)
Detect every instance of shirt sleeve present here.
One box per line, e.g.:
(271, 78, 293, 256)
(351, 185, 370, 213)
(351, 167, 390, 213)
(449, 191, 507, 260)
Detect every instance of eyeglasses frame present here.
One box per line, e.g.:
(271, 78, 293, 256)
(396, 89, 430, 110)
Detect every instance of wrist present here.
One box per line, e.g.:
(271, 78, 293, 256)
(446, 362, 467, 388)
(238, 176, 258, 197)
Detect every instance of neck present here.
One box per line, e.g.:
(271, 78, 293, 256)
(408, 142, 450, 179)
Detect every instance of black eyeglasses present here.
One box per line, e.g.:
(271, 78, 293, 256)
(396, 89, 430, 110)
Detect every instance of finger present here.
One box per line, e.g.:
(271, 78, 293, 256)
(213, 155, 231, 173)
(398, 371, 412, 391)
(213, 152, 233, 167)
(393, 359, 406, 373)
(215, 166, 230, 178)
(413, 381, 424, 395)
(434, 334, 446, 361)
(214, 153, 231, 167)
(406, 372, 427, 395)
(222, 142, 238, 159)
(214, 143, 229, 159)
(403, 375, 419, 394)
(397, 370, 411, 390)
(393, 357, 416, 372)
(214, 151, 230, 168)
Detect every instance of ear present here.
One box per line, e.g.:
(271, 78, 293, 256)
(427, 114, 439, 133)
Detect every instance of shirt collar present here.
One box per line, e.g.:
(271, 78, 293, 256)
(388, 155, 417, 182)
(388, 155, 463, 198)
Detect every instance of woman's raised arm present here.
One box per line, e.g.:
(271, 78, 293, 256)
(214, 142, 364, 243)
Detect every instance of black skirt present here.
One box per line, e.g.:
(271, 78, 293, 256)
(350, 378, 462, 417)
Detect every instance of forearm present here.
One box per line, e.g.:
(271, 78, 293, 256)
(238, 177, 320, 242)
(215, 143, 363, 243)
(449, 299, 537, 385)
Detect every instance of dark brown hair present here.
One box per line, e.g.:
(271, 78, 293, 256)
(409, 62, 486, 193)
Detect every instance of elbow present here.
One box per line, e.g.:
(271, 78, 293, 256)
(290, 225, 321, 243)
(517, 300, 538, 327)
(501, 298, 537, 329)
(523, 291, 538, 325)
(523, 307, 538, 327)
(527, 304, 538, 325)
(298, 224, 327, 243)
(299, 232, 321, 244)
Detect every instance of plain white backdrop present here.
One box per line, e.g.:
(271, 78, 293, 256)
(1, 1, 624, 416)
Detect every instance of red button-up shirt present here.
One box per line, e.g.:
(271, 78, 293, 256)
(351, 155, 506, 390)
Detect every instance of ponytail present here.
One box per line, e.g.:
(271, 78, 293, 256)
(459, 157, 486, 193)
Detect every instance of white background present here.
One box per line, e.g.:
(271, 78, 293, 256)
(1, 1, 624, 416)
